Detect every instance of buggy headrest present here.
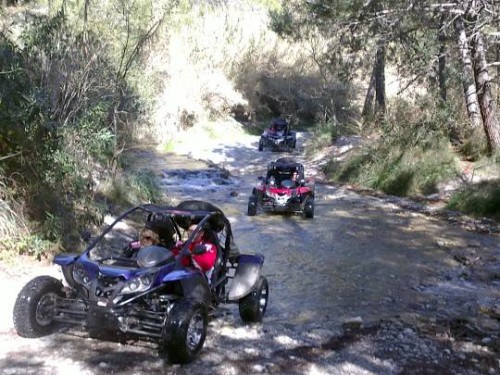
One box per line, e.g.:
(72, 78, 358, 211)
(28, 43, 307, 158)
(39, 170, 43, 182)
(145, 220, 176, 247)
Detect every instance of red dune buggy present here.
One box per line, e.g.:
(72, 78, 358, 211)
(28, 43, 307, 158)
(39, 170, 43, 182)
(248, 158, 315, 218)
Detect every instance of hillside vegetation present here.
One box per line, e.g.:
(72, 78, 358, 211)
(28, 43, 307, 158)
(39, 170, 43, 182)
(1, 0, 499, 260)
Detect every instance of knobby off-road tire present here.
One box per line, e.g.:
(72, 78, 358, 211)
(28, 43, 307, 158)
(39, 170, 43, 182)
(304, 197, 314, 219)
(258, 139, 264, 151)
(248, 196, 257, 216)
(13, 275, 64, 338)
(239, 276, 269, 323)
(162, 299, 208, 364)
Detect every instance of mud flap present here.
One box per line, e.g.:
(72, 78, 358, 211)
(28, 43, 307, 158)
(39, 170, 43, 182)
(227, 254, 265, 301)
(163, 270, 211, 306)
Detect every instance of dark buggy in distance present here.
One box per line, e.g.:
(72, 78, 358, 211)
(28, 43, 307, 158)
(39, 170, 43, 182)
(13, 201, 269, 364)
(248, 158, 315, 218)
(258, 118, 297, 151)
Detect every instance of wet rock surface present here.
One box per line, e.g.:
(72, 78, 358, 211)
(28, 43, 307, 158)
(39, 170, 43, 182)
(1, 133, 499, 374)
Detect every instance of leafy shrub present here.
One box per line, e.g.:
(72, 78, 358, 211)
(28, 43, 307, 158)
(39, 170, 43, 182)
(0, 9, 145, 259)
(100, 170, 163, 209)
(0, 235, 54, 262)
(326, 99, 460, 197)
(447, 180, 500, 219)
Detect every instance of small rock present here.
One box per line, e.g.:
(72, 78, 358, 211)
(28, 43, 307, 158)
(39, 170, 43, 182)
(343, 316, 363, 329)
(252, 364, 266, 373)
(436, 240, 450, 249)
(468, 240, 482, 248)
(481, 337, 492, 344)
(403, 328, 414, 336)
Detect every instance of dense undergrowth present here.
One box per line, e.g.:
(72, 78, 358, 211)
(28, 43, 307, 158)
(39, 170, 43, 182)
(0, 3, 166, 260)
(320, 98, 500, 220)
(447, 178, 500, 220)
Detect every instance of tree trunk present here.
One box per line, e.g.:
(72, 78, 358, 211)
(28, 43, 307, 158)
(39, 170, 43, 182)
(362, 64, 376, 119)
(438, 14, 447, 102)
(472, 31, 500, 152)
(497, 44, 500, 105)
(374, 41, 386, 115)
(454, 15, 482, 129)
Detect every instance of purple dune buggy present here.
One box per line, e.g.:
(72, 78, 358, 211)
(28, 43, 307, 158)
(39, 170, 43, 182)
(13, 200, 269, 364)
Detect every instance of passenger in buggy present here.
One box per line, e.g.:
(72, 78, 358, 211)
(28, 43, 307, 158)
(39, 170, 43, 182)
(291, 171, 300, 186)
(124, 225, 163, 257)
(139, 227, 160, 247)
(269, 118, 288, 133)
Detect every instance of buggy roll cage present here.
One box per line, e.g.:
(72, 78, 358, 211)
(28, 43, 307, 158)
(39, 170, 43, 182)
(269, 118, 289, 132)
(265, 159, 305, 183)
(85, 204, 232, 256)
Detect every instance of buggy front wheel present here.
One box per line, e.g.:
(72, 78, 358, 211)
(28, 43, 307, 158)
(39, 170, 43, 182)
(239, 276, 269, 323)
(248, 196, 257, 216)
(13, 276, 64, 338)
(162, 299, 208, 364)
(304, 198, 314, 219)
(258, 139, 264, 151)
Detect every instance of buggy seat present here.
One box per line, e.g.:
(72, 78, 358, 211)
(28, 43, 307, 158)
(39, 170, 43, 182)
(145, 216, 178, 248)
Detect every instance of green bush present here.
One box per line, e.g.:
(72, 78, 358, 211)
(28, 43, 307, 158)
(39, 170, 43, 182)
(325, 100, 460, 197)
(447, 180, 500, 219)
(0, 235, 54, 262)
(100, 170, 164, 209)
(0, 9, 148, 259)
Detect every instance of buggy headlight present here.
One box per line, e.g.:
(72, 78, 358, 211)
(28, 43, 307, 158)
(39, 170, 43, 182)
(121, 272, 156, 294)
(73, 262, 91, 286)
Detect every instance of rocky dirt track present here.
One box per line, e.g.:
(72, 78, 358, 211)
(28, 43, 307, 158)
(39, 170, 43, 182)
(1, 132, 499, 375)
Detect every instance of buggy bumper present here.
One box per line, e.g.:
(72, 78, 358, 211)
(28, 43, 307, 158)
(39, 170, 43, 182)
(261, 201, 303, 213)
(52, 297, 167, 338)
(261, 136, 293, 149)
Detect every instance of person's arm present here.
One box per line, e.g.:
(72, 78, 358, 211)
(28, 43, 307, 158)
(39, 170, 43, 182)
(124, 240, 141, 257)
(191, 242, 217, 271)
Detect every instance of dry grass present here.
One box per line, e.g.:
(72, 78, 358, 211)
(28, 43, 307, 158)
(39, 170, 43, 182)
(143, 2, 325, 144)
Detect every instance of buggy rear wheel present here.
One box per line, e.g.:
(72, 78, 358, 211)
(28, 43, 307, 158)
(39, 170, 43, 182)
(13, 276, 64, 338)
(162, 299, 208, 364)
(248, 196, 257, 216)
(239, 276, 269, 323)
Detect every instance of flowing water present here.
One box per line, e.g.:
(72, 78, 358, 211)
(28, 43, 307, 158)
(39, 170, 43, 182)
(126, 135, 500, 332)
